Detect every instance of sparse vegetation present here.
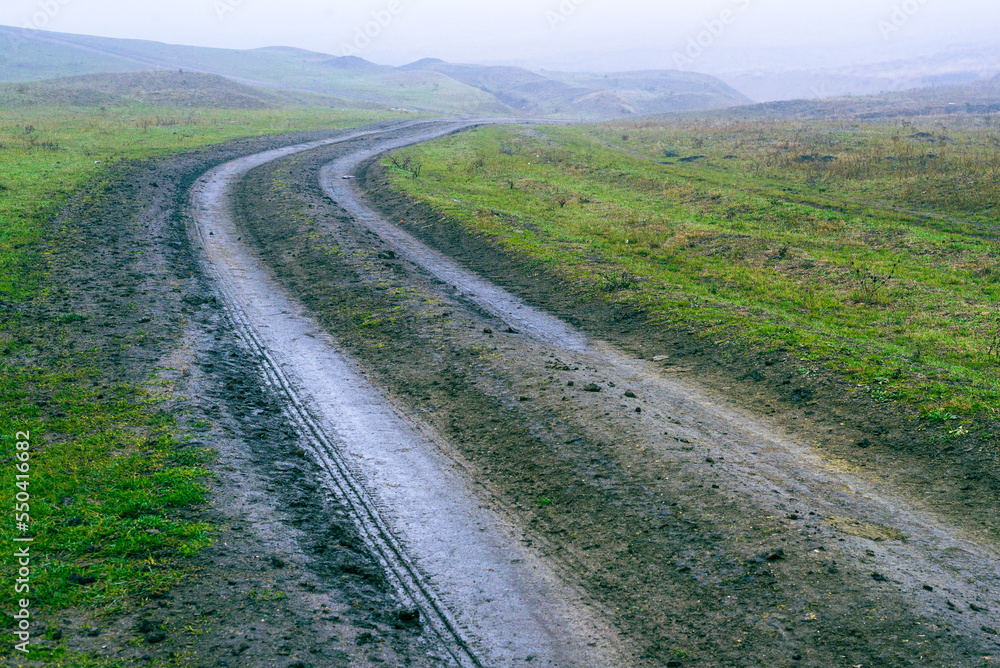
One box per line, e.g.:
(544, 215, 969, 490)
(386, 117, 1000, 418)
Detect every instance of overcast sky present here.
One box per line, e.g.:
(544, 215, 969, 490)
(2, 0, 998, 72)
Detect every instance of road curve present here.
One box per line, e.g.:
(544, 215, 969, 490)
(187, 121, 628, 668)
(320, 123, 1000, 656)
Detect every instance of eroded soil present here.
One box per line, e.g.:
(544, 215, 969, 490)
(227, 129, 1000, 667)
(6, 126, 450, 667)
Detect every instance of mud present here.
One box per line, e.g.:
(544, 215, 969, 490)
(229, 126, 1000, 666)
(191, 124, 627, 667)
(9, 124, 459, 667)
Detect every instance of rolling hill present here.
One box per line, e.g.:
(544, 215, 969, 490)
(398, 59, 751, 117)
(0, 25, 750, 118)
(682, 74, 1000, 122)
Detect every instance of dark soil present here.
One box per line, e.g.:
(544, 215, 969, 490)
(230, 137, 999, 667)
(5, 126, 447, 667)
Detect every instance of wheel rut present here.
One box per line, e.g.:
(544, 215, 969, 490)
(188, 119, 1000, 667)
(187, 121, 628, 668)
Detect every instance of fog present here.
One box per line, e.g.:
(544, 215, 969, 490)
(3, 0, 999, 98)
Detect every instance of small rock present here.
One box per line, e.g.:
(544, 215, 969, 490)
(135, 619, 157, 635)
(518, 396, 532, 402)
(871, 572, 888, 582)
(764, 549, 786, 562)
(583, 383, 601, 393)
(482, 328, 493, 334)
(969, 603, 988, 613)
(397, 607, 421, 625)
(86, 627, 101, 637)
(922, 584, 933, 592)
(635, 407, 641, 413)
(145, 631, 167, 644)
(624, 390, 637, 398)
(506, 327, 518, 334)
(567, 381, 574, 387)
(270, 556, 286, 569)
(653, 355, 670, 362)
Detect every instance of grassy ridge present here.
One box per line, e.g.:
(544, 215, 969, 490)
(385, 120, 999, 423)
(0, 103, 393, 662)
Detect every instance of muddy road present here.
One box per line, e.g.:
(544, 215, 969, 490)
(181, 120, 1000, 666)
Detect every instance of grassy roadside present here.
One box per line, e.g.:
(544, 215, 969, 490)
(0, 103, 398, 664)
(384, 120, 1000, 428)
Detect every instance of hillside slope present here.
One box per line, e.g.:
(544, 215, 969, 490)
(0, 26, 750, 118)
(400, 59, 752, 118)
(685, 74, 1000, 121)
(0, 26, 511, 115)
(0, 70, 346, 109)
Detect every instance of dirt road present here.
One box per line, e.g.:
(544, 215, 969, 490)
(190, 120, 999, 666)
(189, 121, 628, 667)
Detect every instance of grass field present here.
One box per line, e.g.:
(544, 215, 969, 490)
(385, 118, 1000, 424)
(0, 101, 397, 663)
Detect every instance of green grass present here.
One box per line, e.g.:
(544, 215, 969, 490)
(0, 102, 399, 662)
(385, 119, 1000, 419)
(0, 105, 397, 298)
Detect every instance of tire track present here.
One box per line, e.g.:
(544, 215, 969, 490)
(319, 124, 1000, 661)
(187, 121, 628, 668)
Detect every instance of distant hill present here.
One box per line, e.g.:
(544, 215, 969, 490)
(688, 75, 1000, 122)
(0, 26, 511, 115)
(399, 60, 751, 118)
(0, 71, 345, 109)
(717, 43, 1000, 103)
(0, 25, 750, 119)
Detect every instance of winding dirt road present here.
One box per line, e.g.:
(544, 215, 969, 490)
(188, 120, 1000, 667)
(189, 121, 627, 667)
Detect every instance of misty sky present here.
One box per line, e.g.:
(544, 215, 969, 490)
(2, 0, 998, 73)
